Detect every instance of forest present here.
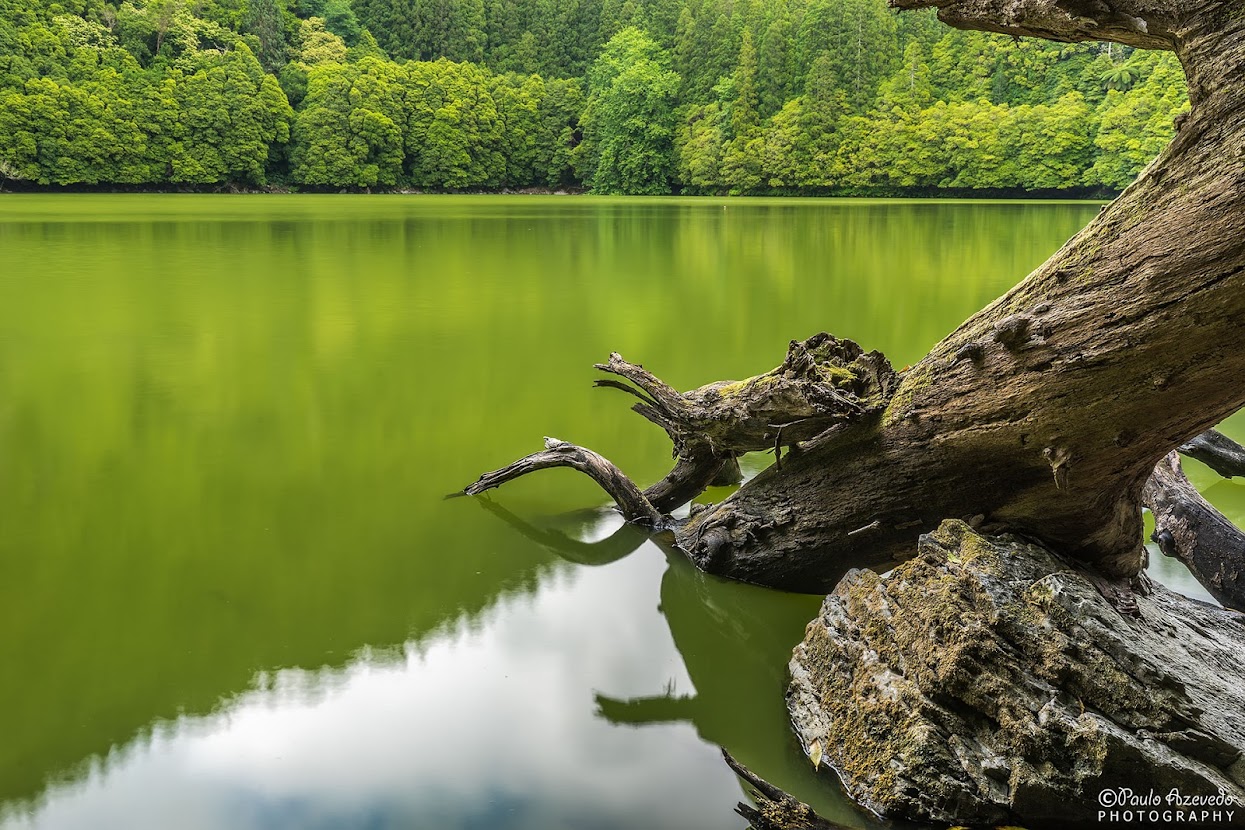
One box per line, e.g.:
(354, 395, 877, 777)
(0, 0, 1189, 193)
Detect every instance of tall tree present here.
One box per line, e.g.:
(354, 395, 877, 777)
(575, 26, 680, 194)
(240, 0, 288, 71)
(289, 55, 404, 186)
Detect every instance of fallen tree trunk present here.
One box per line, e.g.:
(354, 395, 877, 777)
(678, 0, 1245, 587)
(460, 2, 1245, 825)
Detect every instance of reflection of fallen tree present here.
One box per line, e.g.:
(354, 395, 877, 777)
(472, 498, 650, 566)
(471, 499, 860, 826)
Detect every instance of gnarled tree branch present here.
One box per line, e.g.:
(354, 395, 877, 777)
(1180, 429, 1245, 479)
(1144, 451, 1245, 611)
(464, 334, 895, 537)
(463, 437, 663, 525)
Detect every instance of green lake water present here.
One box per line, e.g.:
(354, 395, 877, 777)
(0, 194, 1237, 830)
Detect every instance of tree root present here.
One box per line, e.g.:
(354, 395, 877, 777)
(1144, 450, 1245, 611)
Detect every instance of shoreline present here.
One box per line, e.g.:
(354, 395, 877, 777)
(0, 182, 1120, 199)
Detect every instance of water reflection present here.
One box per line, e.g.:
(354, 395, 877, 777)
(4, 537, 748, 830)
(0, 195, 1159, 829)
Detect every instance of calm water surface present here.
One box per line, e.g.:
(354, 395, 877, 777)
(0, 195, 1236, 830)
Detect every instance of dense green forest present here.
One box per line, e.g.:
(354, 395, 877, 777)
(0, 0, 1188, 193)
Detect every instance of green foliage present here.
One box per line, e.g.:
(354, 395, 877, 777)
(290, 55, 404, 186)
(240, 0, 287, 72)
(577, 27, 680, 194)
(1088, 53, 1188, 188)
(353, 0, 484, 62)
(294, 16, 345, 64)
(0, 0, 1195, 192)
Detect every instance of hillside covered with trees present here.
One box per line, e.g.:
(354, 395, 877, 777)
(0, 0, 1189, 193)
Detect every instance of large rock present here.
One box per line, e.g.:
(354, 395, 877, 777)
(788, 520, 1245, 826)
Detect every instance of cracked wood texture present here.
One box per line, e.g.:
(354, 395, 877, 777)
(676, 0, 1245, 590)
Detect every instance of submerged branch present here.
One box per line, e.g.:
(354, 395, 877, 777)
(723, 750, 849, 830)
(463, 437, 663, 525)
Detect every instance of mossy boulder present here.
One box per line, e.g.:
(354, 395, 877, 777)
(788, 520, 1245, 825)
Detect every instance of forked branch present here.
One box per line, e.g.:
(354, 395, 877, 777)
(464, 334, 895, 527)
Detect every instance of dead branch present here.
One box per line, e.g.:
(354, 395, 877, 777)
(596, 334, 897, 457)
(463, 437, 663, 525)
(1143, 452, 1245, 611)
(1180, 429, 1245, 479)
(466, 334, 892, 524)
(642, 442, 742, 513)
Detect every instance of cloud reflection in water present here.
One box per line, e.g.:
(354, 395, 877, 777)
(4, 534, 751, 830)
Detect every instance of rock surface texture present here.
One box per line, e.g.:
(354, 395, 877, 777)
(788, 521, 1245, 825)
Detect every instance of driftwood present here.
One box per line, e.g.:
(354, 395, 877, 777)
(1144, 451, 1245, 612)
(723, 750, 849, 830)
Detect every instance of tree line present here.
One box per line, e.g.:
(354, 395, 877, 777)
(0, 0, 1188, 192)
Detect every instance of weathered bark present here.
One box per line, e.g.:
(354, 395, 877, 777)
(788, 520, 1245, 825)
(1180, 430, 1245, 480)
(1145, 451, 1245, 611)
(665, 0, 1245, 589)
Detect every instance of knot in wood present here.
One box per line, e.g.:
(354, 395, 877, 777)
(954, 341, 985, 365)
(1152, 527, 1177, 558)
(993, 314, 1033, 350)
(1043, 445, 1074, 491)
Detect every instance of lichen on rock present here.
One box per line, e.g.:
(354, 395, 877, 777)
(788, 520, 1245, 825)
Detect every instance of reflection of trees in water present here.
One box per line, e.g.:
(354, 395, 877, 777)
(482, 498, 873, 828)
(0, 507, 554, 814)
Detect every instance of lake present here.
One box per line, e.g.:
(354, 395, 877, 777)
(0, 195, 1237, 830)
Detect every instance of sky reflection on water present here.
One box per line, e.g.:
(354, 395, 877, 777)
(4, 536, 761, 830)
